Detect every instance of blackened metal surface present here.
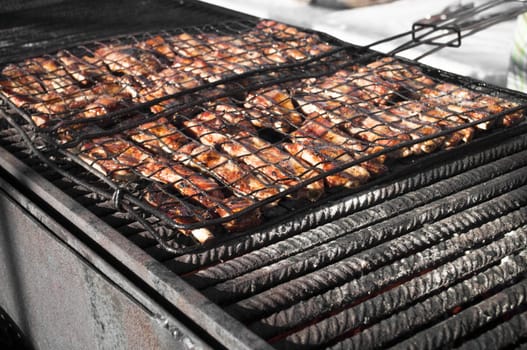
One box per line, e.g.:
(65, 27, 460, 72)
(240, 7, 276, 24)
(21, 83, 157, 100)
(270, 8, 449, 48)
(0, 306, 30, 350)
(3, 117, 527, 349)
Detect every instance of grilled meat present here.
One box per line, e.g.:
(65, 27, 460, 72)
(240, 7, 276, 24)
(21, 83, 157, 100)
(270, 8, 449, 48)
(78, 136, 224, 200)
(184, 109, 325, 201)
(360, 57, 436, 93)
(283, 137, 371, 189)
(292, 117, 387, 174)
(57, 50, 109, 85)
(420, 83, 496, 130)
(236, 132, 325, 201)
(388, 101, 474, 148)
(130, 116, 280, 200)
(296, 96, 412, 158)
(305, 69, 399, 106)
(79, 135, 263, 231)
(93, 45, 165, 76)
(370, 108, 444, 155)
(474, 95, 524, 127)
(0, 19, 524, 240)
(129, 116, 190, 154)
(423, 83, 525, 127)
(144, 186, 215, 243)
(244, 87, 303, 133)
(176, 143, 281, 201)
(214, 196, 262, 232)
(184, 110, 295, 191)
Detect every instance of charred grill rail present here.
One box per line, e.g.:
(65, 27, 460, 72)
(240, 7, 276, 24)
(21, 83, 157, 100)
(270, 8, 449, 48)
(0, 18, 526, 252)
(169, 132, 527, 350)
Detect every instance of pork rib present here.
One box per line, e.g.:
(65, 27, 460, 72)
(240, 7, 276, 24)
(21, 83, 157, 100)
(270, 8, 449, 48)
(388, 101, 475, 149)
(291, 118, 387, 174)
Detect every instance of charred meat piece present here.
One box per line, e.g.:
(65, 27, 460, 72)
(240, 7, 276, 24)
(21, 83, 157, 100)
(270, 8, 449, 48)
(184, 110, 295, 192)
(144, 186, 215, 243)
(57, 51, 109, 86)
(473, 95, 525, 127)
(388, 101, 475, 148)
(307, 69, 400, 106)
(80, 136, 263, 231)
(283, 137, 372, 189)
(423, 83, 525, 128)
(78, 136, 224, 201)
(236, 132, 325, 201)
(0, 62, 66, 109)
(137, 67, 203, 113)
(29, 81, 134, 125)
(215, 196, 262, 232)
(360, 57, 436, 93)
(184, 109, 325, 201)
(137, 35, 178, 61)
(244, 86, 303, 133)
(176, 143, 281, 201)
(129, 116, 190, 154)
(0, 77, 43, 108)
(421, 83, 495, 130)
(169, 32, 214, 58)
(255, 20, 332, 49)
(12, 57, 82, 97)
(93, 45, 165, 77)
(130, 116, 280, 201)
(292, 117, 387, 173)
(296, 96, 412, 158)
(196, 33, 277, 68)
(145, 184, 261, 236)
(211, 103, 259, 132)
(370, 108, 444, 155)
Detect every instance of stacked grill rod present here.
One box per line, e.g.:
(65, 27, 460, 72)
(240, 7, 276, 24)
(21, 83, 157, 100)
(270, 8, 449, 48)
(162, 130, 527, 349)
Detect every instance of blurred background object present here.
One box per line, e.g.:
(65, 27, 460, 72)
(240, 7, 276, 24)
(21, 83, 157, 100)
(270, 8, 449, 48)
(310, 0, 396, 9)
(508, 13, 527, 92)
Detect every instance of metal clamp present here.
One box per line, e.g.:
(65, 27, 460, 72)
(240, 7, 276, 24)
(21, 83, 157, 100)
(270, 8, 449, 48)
(411, 22, 462, 47)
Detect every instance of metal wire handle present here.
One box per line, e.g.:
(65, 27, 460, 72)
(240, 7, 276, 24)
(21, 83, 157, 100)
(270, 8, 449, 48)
(365, 0, 527, 60)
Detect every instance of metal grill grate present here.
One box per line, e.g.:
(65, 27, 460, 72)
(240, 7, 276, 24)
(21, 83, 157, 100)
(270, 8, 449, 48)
(0, 18, 526, 253)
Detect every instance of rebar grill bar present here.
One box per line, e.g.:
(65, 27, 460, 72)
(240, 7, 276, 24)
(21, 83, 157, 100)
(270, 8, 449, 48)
(168, 129, 527, 350)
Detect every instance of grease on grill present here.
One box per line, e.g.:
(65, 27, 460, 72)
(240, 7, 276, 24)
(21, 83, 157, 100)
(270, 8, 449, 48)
(0, 19, 525, 245)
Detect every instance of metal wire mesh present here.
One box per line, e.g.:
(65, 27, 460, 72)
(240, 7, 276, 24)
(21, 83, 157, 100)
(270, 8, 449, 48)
(0, 18, 526, 250)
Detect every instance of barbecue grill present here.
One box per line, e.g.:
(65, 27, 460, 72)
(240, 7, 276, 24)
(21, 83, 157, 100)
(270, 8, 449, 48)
(2, 0, 527, 349)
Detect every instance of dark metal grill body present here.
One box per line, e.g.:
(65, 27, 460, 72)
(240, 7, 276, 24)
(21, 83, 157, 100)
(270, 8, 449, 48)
(1, 1, 527, 349)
